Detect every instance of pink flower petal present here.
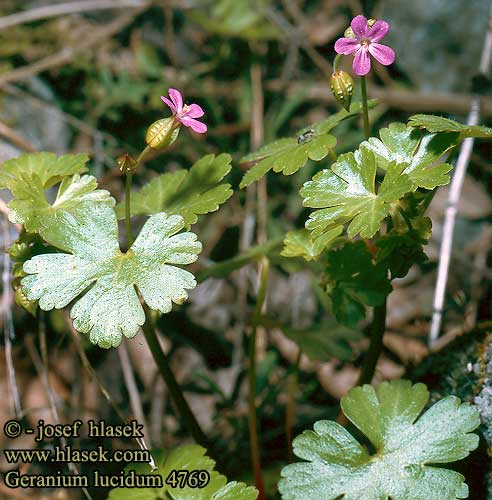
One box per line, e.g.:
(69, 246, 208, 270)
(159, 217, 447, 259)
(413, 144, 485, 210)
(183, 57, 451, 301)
(168, 88, 183, 112)
(368, 42, 395, 66)
(334, 37, 361, 55)
(353, 47, 371, 75)
(181, 116, 207, 133)
(367, 20, 390, 42)
(161, 95, 177, 114)
(350, 15, 368, 39)
(186, 103, 205, 118)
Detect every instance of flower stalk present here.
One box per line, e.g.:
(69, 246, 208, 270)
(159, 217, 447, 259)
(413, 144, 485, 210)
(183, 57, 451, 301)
(248, 257, 269, 500)
(121, 141, 208, 449)
(286, 348, 302, 462)
(360, 75, 370, 140)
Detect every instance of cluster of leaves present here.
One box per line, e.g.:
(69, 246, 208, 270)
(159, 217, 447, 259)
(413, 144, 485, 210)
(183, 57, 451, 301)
(239, 101, 376, 188)
(279, 379, 480, 500)
(109, 444, 258, 500)
(0, 152, 232, 348)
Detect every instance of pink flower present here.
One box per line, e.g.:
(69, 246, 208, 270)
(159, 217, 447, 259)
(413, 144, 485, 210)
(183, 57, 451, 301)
(334, 15, 395, 76)
(161, 88, 207, 134)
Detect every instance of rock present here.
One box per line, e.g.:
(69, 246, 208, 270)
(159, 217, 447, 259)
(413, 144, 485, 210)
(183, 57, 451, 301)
(408, 329, 492, 500)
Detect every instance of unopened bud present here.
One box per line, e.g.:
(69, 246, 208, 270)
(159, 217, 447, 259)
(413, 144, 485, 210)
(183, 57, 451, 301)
(117, 153, 138, 174)
(145, 117, 180, 149)
(330, 70, 353, 111)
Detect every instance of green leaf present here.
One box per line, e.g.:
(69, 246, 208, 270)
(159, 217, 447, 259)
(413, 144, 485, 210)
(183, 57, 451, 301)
(21, 204, 202, 348)
(116, 154, 233, 226)
(326, 241, 391, 327)
(239, 101, 377, 189)
(0, 152, 105, 232)
(361, 122, 458, 189)
(301, 148, 414, 240)
(376, 232, 428, 279)
(408, 114, 492, 139)
(240, 135, 336, 188)
(300, 99, 378, 136)
(187, 0, 278, 40)
(109, 445, 258, 500)
(281, 228, 342, 261)
(8, 232, 56, 316)
(282, 319, 361, 362)
(279, 379, 480, 500)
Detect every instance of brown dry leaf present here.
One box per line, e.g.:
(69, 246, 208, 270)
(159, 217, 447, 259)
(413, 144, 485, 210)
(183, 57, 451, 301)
(383, 332, 429, 364)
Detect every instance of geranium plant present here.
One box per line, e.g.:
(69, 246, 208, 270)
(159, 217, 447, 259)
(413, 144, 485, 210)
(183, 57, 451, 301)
(1, 10, 490, 500)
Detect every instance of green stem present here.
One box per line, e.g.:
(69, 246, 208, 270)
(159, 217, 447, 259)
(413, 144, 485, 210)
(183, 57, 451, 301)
(124, 172, 134, 246)
(142, 305, 208, 447)
(248, 257, 269, 500)
(122, 145, 207, 448)
(286, 348, 301, 462)
(360, 76, 370, 139)
(333, 54, 343, 72)
(123, 145, 151, 247)
(328, 148, 337, 162)
(357, 298, 387, 385)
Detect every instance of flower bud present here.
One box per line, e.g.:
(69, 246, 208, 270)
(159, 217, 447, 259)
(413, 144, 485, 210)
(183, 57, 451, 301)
(330, 70, 354, 111)
(116, 153, 138, 174)
(145, 117, 180, 149)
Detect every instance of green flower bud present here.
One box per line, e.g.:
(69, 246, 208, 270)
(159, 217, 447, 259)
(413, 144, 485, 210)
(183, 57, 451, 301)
(344, 26, 355, 38)
(330, 70, 354, 112)
(116, 153, 138, 174)
(145, 117, 180, 150)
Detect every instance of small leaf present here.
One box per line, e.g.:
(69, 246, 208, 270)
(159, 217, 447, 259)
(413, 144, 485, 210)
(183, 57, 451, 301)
(304, 99, 378, 136)
(116, 154, 233, 226)
(239, 101, 377, 189)
(326, 241, 392, 326)
(282, 319, 361, 362)
(22, 204, 202, 348)
(281, 228, 342, 261)
(302, 149, 414, 240)
(240, 135, 336, 188)
(279, 379, 480, 500)
(0, 152, 89, 191)
(408, 114, 492, 138)
(109, 445, 258, 500)
(0, 153, 106, 233)
(361, 122, 458, 189)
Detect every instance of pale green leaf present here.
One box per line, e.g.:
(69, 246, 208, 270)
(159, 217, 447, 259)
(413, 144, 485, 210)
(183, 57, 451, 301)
(301, 149, 414, 239)
(300, 99, 378, 136)
(279, 379, 480, 500)
(22, 206, 201, 348)
(0, 152, 89, 191)
(109, 445, 258, 500)
(116, 154, 233, 226)
(0, 152, 108, 232)
(408, 114, 492, 138)
(361, 122, 458, 189)
(239, 101, 378, 188)
(281, 228, 342, 261)
(282, 319, 361, 361)
(240, 135, 336, 188)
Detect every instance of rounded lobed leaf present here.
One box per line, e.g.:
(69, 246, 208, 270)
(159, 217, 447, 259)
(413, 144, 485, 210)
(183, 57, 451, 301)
(279, 379, 480, 500)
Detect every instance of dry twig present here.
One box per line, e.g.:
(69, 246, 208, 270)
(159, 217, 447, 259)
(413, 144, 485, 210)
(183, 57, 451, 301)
(0, 0, 148, 30)
(429, 2, 492, 346)
(0, 7, 148, 86)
